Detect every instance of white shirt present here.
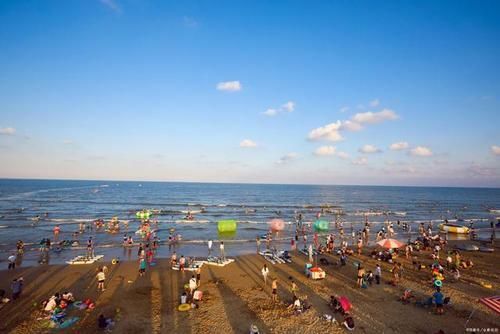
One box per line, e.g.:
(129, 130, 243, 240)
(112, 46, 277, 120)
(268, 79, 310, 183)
(375, 267, 381, 276)
(261, 267, 269, 276)
(8, 255, 16, 263)
(189, 278, 197, 289)
(97, 272, 105, 281)
(208, 240, 213, 249)
(220, 243, 224, 250)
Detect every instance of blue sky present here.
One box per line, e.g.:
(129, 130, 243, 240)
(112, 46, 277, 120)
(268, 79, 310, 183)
(0, 0, 499, 187)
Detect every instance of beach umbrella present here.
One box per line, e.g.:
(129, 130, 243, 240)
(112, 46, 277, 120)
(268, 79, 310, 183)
(269, 219, 284, 231)
(377, 238, 404, 249)
(339, 296, 352, 312)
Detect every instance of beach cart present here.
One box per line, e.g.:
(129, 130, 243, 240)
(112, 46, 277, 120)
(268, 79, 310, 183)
(305, 263, 326, 279)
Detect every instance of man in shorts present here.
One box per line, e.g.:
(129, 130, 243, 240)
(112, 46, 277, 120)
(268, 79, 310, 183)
(96, 268, 105, 292)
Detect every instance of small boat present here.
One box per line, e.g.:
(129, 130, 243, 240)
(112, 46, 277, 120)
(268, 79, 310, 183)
(66, 255, 104, 265)
(172, 261, 204, 271)
(440, 224, 470, 234)
(203, 257, 235, 267)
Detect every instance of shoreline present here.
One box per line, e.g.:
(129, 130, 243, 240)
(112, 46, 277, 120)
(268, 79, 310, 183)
(1, 240, 498, 333)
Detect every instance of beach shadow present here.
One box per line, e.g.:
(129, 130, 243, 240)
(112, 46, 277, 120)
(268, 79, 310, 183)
(206, 265, 270, 333)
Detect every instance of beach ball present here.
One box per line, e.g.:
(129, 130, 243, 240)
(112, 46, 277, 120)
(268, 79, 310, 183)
(313, 220, 329, 232)
(269, 219, 285, 231)
(217, 220, 237, 233)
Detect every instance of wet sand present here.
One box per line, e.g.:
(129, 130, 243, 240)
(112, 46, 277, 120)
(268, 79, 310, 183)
(0, 240, 498, 333)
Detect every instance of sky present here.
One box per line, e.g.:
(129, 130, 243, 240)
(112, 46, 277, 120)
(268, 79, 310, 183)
(0, 0, 499, 187)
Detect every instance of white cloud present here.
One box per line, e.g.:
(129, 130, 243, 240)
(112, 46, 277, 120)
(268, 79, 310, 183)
(341, 120, 363, 131)
(240, 139, 257, 148)
(339, 106, 349, 113)
(369, 99, 380, 107)
(99, 0, 121, 13)
(308, 121, 344, 142)
(314, 146, 336, 156)
(281, 101, 295, 112)
(277, 152, 298, 164)
(262, 108, 278, 117)
(0, 127, 16, 135)
(216, 81, 242, 92)
(336, 151, 349, 160)
(351, 157, 368, 165)
(307, 109, 399, 142)
(351, 109, 398, 124)
(263, 101, 295, 117)
(359, 144, 382, 154)
(390, 141, 409, 151)
(410, 146, 433, 157)
(491, 145, 500, 156)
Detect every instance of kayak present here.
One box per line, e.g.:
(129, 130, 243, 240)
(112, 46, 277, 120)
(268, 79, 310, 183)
(66, 255, 104, 265)
(440, 224, 470, 234)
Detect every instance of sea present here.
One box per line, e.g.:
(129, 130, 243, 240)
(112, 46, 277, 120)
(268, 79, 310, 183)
(0, 179, 499, 267)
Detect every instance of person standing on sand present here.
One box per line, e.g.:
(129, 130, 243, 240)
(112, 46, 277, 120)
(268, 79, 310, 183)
(208, 239, 213, 257)
(96, 268, 106, 292)
(179, 255, 186, 272)
(170, 252, 177, 266)
(357, 237, 363, 255)
(11, 277, 23, 300)
(308, 244, 313, 263)
(356, 264, 365, 288)
(189, 275, 197, 295)
(220, 241, 225, 261)
(261, 264, 269, 285)
(375, 264, 381, 284)
(290, 280, 298, 298)
(87, 237, 94, 258)
(8, 253, 16, 270)
(196, 266, 201, 286)
(391, 262, 400, 286)
(271, 278, 278, 302)
(139, 257, 146, 276)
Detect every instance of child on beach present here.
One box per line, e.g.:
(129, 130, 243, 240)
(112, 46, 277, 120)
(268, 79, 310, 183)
(96, 268, 105, 292)
(189, 275, 197, 295)
(11, 277, 23, 300)
(139, 258, 146, 276)
(290, 280, 298, 297)
(271, 278, 278, 302)
(261, 264, 269, 285)
(208, 239, 213, 256)
(8, 253, 16, 270)
(375, 264, 381, 284)
(171, 252, 177, 266)
(356, 264, 365, 288)
(220, 241, 225, 261)
(433, 287, 444, 315)
(179, 255, 186, 272)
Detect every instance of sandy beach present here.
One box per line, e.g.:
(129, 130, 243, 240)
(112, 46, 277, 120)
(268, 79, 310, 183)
(0, 239, 498, 334)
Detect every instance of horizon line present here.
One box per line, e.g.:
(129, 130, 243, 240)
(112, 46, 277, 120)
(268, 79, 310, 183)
(0, 177, 498, 190)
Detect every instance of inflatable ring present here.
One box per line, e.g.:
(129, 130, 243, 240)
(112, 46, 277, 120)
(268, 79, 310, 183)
(481, 282, 492, 289)
(434, 280, 442, 287)
(73, 301, 83, 307)
(112, 259, 118, 265)
(178, 303, 191, 312)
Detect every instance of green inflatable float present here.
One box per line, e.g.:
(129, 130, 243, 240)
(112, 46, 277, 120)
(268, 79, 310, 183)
(136, 211, 151, 219)
(218, 219, 237, 233)
(313, 220, 329, 232)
